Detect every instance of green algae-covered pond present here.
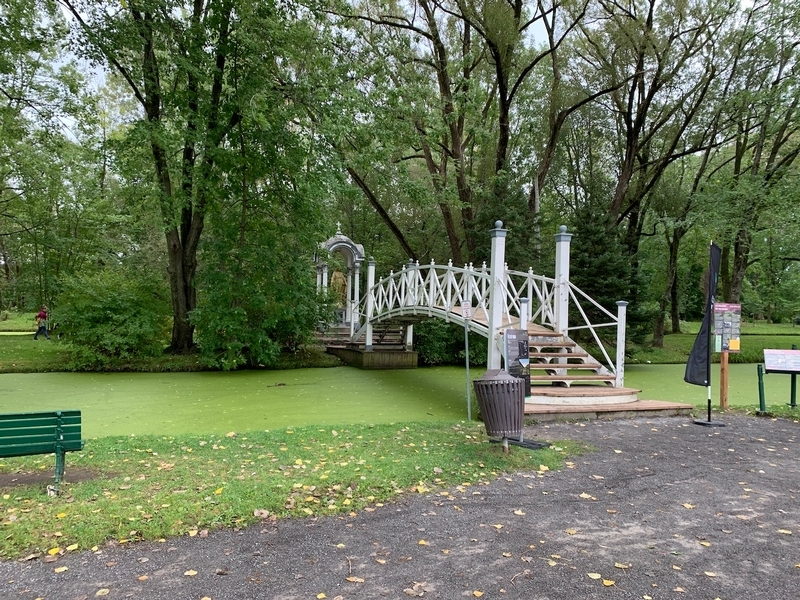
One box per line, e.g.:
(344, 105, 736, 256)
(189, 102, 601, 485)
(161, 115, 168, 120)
(0, 363, 784, 438)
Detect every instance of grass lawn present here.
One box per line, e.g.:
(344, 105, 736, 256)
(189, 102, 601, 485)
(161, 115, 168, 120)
(0, 421, 575, 559)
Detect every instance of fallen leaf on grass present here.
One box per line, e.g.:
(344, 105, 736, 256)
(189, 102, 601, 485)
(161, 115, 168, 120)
(47, 547, 61, 556)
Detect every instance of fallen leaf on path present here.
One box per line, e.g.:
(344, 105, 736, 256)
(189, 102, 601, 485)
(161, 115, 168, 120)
(184, 570, 197, 576)
(316, 594, 326, 599)
(138, 576, 148, 581)
(346, 576, 365, 583)
(674, 587, 685, 593)
(54, 566, 68, 573)
(95, 591, 110, 597)
(699, 541, 711, 547)
(514, 509, 525, 516)
(473, 592, 484, 597)
(565, 528, 577, 535)
(614, 562, 630, 569)
(587, 573, 602, 580)
(778, 529, 792, 535)
(602, 579, 615, 587)
(705, 572, 717, 577)
(418, 539, 429, 545)
(376, 558, 386, 564)
(682, 503, 695, 509)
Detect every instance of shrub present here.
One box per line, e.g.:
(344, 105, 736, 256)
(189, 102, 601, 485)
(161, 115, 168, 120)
(413, 319, 487, 366)
(56, 269, 171, 369)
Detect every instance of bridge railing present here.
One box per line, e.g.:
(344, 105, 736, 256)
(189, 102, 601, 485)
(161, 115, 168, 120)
(351, 263, 625, 385)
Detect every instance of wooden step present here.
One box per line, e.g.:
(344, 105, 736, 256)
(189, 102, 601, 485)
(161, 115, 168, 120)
(526, 385, 641, 406)
(529, 351, 590, 359)
(530, 374, 616, 387)
(531, 363, 603, 371)
(529, 341, 577, 349)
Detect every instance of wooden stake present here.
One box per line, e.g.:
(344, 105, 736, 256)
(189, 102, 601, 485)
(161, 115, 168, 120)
(720, 351, 729, 410)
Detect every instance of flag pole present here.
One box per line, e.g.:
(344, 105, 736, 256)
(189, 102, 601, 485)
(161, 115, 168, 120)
(695, 240, 725, 427)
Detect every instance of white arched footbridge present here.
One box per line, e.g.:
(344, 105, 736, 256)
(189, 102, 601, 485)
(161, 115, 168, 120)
(318, 222, 636, 405)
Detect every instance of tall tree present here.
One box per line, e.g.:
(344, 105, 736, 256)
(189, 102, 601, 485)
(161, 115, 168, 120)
(59, 0, 328, 351)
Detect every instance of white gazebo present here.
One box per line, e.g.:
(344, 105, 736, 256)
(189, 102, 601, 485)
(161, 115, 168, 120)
(316, 224, 366, 333)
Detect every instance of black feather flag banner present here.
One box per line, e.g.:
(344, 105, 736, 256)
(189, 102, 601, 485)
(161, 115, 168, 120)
(684, 242, 722, 387)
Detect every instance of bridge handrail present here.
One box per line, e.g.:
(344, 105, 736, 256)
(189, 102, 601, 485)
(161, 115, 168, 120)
(351, 263, 623, 380)
(565, 281, 619, 374)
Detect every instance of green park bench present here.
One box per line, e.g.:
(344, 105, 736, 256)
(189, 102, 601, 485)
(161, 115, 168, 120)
(0, 410, 85, 493)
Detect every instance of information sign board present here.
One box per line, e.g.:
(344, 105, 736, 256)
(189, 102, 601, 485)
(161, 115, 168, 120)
(713, 302, 741, 352)
(504, 329, 530, 397)
(763, 349, 800, 374)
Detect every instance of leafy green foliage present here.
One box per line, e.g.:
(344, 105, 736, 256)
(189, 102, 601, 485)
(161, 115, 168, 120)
(413, 319, 487, 366)
(55, 269, 170, 368)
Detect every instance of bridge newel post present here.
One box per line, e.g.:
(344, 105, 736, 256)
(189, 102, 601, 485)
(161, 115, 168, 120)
(365, 258, 376, 351)
(405, 259, 415, 350)
(488, 220, 508, 370)
(615, 301, 629, 387)
(351, 262, 361, 339)
(520, 297, 529, 330)
(554, 225, 572, 336)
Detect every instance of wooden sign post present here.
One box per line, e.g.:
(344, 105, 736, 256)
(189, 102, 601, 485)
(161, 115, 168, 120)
(713, 303, 740, 411)
(720, 351, 729, 410)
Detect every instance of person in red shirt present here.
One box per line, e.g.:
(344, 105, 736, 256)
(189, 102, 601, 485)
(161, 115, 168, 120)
(33, 305, 50, 340)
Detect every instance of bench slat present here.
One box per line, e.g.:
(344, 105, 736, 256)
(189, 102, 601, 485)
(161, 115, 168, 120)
(0, 425, 81, 438)
(0, 440, 84, 458)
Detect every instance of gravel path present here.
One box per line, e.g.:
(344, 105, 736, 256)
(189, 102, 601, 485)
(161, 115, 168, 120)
(2, 414, 799, 599)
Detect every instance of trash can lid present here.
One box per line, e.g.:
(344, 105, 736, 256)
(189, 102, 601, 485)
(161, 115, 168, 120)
(475, 369, 519, 382)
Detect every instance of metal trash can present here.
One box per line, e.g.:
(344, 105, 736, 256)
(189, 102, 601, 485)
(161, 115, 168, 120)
(473, 369, 525, 441)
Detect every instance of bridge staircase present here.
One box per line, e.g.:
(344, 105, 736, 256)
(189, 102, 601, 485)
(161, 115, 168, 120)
(525, 327, 640, 405)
